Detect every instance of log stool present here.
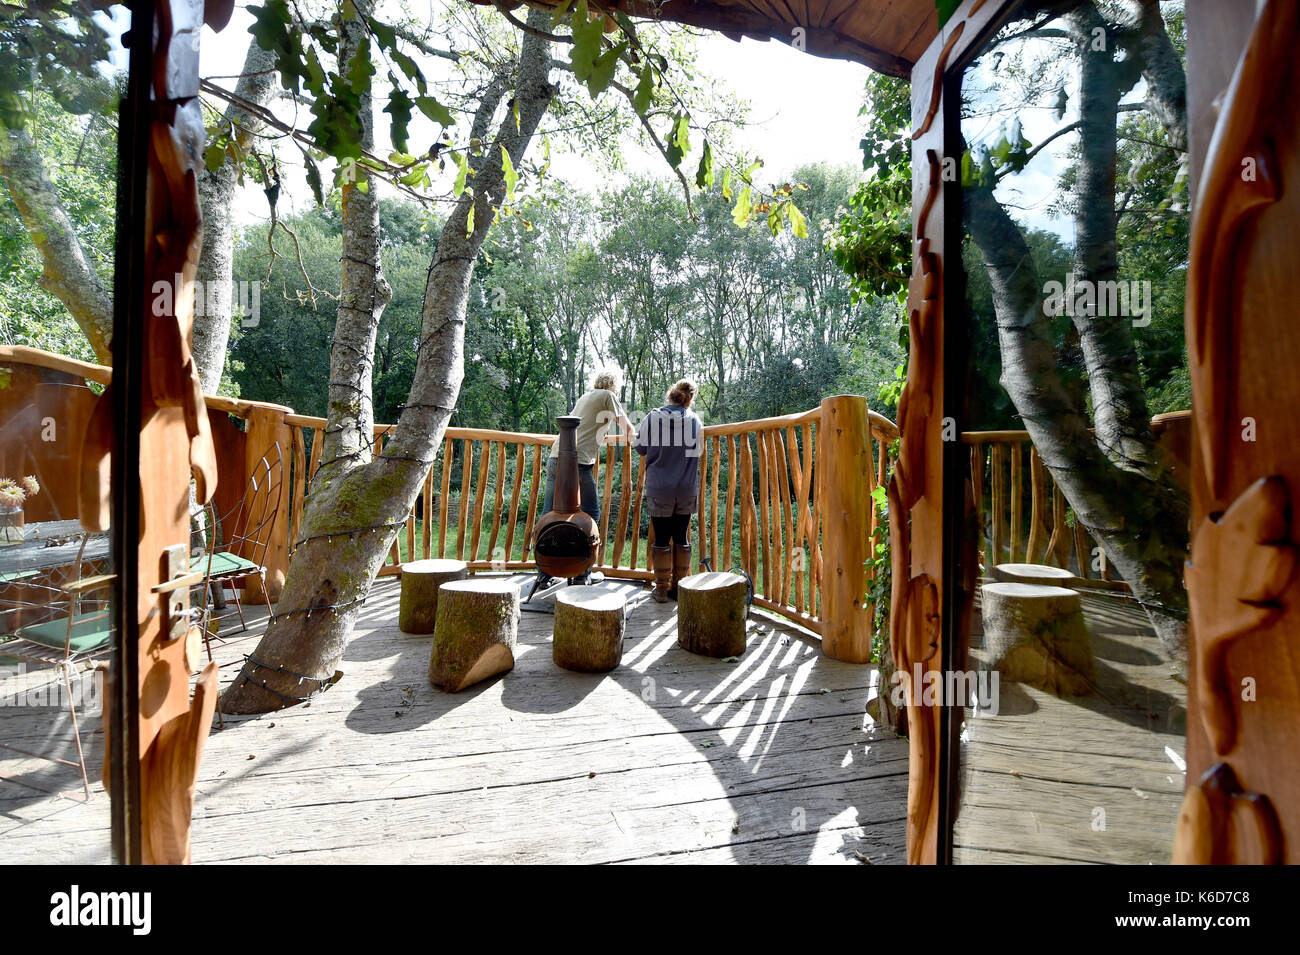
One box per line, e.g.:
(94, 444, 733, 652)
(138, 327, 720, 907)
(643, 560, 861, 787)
(429, 578, 519, 692)
(981, 582, 1094, 696)
(993, 562, 1076, 587)
(399, 558, 468, 634)
(553, 589, 626, 672)
(677, 571, 748, 658)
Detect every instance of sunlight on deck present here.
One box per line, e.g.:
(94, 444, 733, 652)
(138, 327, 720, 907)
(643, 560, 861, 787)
(2, 575, 908, 864)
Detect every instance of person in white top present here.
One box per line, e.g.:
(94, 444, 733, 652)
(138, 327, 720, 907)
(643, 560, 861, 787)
(542, 368, 635, 524)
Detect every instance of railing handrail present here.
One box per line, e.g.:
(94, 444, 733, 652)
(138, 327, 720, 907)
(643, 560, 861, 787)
(960, 408, 1191, 444)
(4, 346, 901, 656)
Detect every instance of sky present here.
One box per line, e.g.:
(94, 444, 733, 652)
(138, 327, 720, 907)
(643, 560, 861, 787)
(183, 3, 874, 226)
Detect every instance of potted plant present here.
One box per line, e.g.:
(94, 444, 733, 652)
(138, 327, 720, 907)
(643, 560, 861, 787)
(0, 476, 39, 545)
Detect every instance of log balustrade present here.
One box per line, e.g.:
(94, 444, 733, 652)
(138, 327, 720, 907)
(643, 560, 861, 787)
(0, 347, 898, 661)
(964, 410, 1192, 588)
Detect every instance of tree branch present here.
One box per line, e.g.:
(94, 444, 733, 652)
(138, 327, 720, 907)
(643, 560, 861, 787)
(0, 126, 113, 362)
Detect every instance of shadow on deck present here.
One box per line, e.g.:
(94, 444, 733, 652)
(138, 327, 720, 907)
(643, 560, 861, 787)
(954, 588, 1187, 864)
(1, 574, 907, 864)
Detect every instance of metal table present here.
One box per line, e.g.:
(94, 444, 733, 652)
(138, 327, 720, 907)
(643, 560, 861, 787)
(0, 520, 111, 582)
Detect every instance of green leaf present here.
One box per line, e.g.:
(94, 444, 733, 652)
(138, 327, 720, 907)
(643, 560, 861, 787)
(249, 1, 292, 52)
(346, 36, 374, 97)
(551, 0, 574, 29)
(569, 0, 604, 81)
(303, 45, 328, 99)
(203, 141, 227, 174)
(666, 112, 690, 169)
(501, 145, 518, 201)
(465, 200, 476, 238)
(731, 186, 752, 227)
(303, 153, 324, 205)
(415, 95, 453, 128)
(453, 150, 469, 196)
(720, 167, 733, 201)
(695, 140, 714, 189)
(392, 51, 427, 95)
(632, 63, 654, 114)
(249, 2, 301, 93)
(368, 18, 396, 50)
(785, 201, 808, 239)
(385, 88, 414, 152)
(399, 164, 428, 187)
(936, 0, 962, 27)
(587, 41, 625, 98)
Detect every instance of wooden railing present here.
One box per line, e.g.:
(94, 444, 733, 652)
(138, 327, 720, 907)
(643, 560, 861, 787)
(281, 398, 899, 648)
(0, 348, 898, 657)
(964, 410, 1192, 586)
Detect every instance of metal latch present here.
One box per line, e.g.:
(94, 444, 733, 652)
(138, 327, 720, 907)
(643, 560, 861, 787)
(152, 543, 204, 641)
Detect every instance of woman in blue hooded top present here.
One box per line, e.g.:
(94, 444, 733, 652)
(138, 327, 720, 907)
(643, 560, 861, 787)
(635, 379, 703, 602)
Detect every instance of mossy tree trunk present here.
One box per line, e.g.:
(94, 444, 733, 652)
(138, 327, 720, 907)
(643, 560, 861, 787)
(220, 6, 556, 714)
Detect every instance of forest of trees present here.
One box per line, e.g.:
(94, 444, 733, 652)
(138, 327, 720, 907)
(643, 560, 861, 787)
(229, 164, 906, 431)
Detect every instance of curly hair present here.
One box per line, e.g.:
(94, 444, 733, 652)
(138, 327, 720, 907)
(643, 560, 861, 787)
(593, 367, 623, 392)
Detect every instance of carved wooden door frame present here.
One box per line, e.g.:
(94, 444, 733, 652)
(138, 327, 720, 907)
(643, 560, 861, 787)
(898, 0, 1016, 867)
(105, 0, 232, 865)
(905, 0, 1296, 865)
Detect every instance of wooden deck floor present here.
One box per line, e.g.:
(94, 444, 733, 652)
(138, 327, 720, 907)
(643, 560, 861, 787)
(1, 575, 908, 864)
(954, 589, 1187, 864)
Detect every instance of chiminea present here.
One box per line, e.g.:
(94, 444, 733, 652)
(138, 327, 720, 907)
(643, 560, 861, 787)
(533, 416, 600, 580)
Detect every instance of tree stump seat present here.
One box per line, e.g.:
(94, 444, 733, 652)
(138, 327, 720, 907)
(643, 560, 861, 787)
(992, 562, 1077, 587)
(980, 582, 1094, 696)
(677, 571, 748, 658)
(553, 589, 626, 672)
(399, 558, 469, 633)
(429, 578, 519, 692)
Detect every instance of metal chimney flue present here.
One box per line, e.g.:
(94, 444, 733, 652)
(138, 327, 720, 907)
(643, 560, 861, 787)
(531, 415, 601, 581)
(553, 415, 581, 515)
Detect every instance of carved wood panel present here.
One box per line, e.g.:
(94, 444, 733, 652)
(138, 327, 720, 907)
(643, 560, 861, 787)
(100, 0, 234, 864)
(1177, 0, 1300, 865)
(900, 0, 1008, 865)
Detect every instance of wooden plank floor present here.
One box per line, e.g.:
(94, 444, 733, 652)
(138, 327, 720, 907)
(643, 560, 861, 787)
(1, 575, 907, 864)
(953, 589, 1187, 864)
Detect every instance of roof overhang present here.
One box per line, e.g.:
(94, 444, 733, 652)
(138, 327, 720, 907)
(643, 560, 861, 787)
(476, 1, 940, 77)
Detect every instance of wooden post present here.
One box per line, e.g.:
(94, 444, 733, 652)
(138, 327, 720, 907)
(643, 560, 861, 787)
(818, 395, 873, 663)
(242, 404, 292, 604)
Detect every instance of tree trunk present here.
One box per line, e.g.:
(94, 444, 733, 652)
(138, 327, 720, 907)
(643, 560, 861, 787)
(220, 7, 556, 714)
(961, 6, 1191, 664)
(0, 126, 113, 361)
(965, 185, 1188, 661)
(192, 40, 278, 393)
(677, 572, 749, 658)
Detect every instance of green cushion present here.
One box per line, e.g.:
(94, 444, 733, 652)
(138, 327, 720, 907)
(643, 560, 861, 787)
(13, 613, 111, 654)
(203, 551, 261, 578)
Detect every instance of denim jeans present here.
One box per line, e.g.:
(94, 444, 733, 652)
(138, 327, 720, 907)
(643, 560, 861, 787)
(542, 457, 600, 524)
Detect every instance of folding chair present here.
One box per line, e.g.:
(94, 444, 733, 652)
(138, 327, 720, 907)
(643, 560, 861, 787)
(197, 441, 283, 651)
(0, 536, 113, 799)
